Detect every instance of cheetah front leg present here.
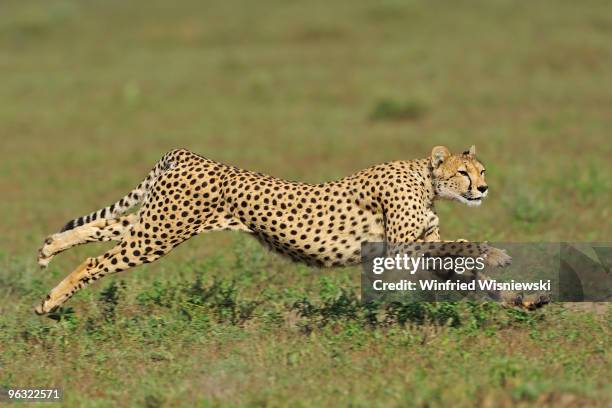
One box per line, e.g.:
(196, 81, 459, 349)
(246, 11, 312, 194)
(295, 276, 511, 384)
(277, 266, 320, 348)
(417, 225, 441, 242)
(416, 224, 511, 268)
(37, 214, 137, 268)
(413, 233, 546, 308)
(385, 205, 543, 309)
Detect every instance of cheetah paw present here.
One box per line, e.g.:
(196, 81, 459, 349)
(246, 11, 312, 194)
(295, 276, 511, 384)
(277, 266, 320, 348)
(483, 246, 512, 268)
(503, 293, 550, 311)
(34, 295, 57, 315)
(37, 237, 55, 269)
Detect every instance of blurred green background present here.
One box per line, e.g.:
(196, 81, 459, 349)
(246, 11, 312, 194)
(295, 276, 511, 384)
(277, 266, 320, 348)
(0, 1, 610, 407)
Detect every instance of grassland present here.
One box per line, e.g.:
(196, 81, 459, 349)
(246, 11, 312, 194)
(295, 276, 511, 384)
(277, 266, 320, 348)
(0, 0, 610, 406)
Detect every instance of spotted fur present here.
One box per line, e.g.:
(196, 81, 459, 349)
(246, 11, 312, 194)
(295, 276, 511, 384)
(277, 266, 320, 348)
(36, 145, 536, 315)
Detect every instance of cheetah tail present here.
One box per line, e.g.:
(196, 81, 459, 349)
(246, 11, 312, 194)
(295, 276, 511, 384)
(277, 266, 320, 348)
(59, 149, 181, 232)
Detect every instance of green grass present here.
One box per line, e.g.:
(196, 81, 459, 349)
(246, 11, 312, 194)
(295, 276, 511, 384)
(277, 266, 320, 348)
(369, 98, 429, 122)
(2, 242, 610, 407)
(0, 0, 611, 406)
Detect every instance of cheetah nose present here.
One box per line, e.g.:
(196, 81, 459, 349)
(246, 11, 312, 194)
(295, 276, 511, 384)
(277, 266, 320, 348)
(477, 185, 488, 193)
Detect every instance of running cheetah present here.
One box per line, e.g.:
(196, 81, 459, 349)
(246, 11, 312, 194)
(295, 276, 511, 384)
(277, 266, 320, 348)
(36, 145, 536, 314)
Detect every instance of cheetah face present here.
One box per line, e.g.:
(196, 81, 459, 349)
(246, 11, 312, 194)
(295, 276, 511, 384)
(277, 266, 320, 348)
(430, 145, 488, 207)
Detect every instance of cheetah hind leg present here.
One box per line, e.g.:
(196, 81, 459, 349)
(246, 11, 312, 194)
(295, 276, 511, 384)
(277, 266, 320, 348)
(500, 291, 551, 311)
(37, 214, 137, 269)
(34, 227, 177, 315)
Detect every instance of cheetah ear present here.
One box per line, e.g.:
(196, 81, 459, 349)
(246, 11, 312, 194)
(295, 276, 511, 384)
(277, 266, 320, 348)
(431, 146, 450, 168)
(463, 145, 476, 156)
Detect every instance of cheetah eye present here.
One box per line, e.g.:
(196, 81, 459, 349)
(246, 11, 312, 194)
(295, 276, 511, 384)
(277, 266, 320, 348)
(481, 170, 486, 175)
(458, 170, 469, 176)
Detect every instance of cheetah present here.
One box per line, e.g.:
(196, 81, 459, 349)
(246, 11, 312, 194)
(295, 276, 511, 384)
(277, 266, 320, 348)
(35, 145, 545, 314)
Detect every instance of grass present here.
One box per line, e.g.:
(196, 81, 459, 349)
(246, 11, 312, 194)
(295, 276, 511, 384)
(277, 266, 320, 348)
(2, 244, 610, 407)
(0, 0, 611, 406)
(369, 98, 429, 122)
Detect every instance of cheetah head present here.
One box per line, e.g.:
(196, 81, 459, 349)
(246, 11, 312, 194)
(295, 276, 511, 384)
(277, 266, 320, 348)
(430, 145, 488, 207)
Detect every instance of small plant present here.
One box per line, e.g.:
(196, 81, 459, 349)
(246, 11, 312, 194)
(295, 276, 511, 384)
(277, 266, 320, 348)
(370, 98, 428, 122)
(504, 307, 542, 328)
(292, 288, 361, 329)
(143, 393, 165, 408)
(384, 302, 461, 327)
(47, 306, 76, 323)
(428, 302, 461, 327)
(509, 193, 551, 225)
(319, 289, 361, 323)
(98, 280, 126, 322)
(464, 301, 501, 331)
(385, 301, 428, 326)
(566, 162, 610, 203)
(137, 279, 178, 308)
(490, 356, 521, 386)
(511, 382, 543, 402)
(183, 276, 260, 325)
